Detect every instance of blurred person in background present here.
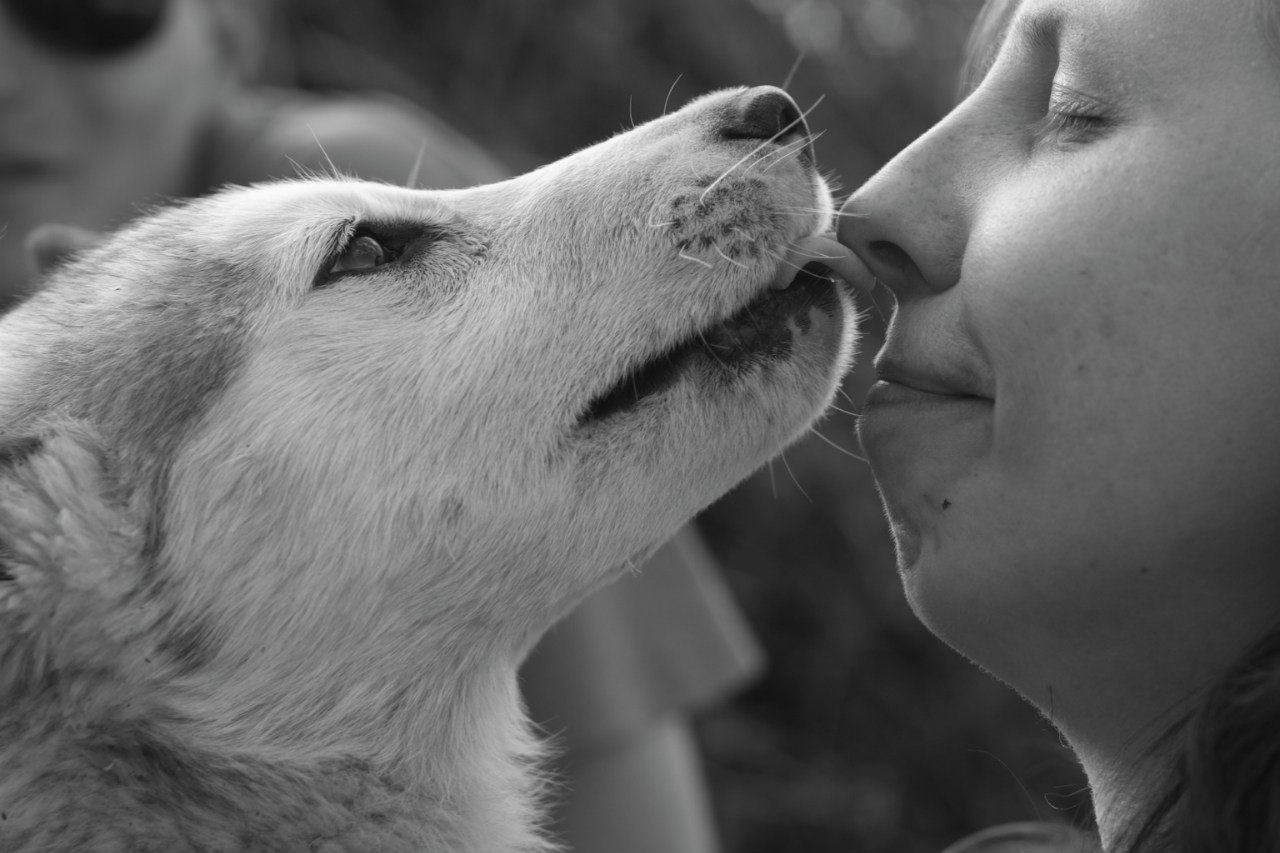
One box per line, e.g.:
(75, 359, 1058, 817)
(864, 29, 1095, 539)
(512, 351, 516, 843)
(0, 2, 763, 850)
(841, 0, 1280, 850)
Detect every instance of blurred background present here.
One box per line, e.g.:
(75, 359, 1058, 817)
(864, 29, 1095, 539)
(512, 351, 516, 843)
(263, 1, 1091, 850)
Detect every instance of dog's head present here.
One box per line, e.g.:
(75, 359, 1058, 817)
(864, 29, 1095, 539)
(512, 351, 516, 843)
(0, 86, 859, 687)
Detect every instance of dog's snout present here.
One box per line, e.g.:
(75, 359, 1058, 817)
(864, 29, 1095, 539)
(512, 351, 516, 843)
(720, 87, 812, 162)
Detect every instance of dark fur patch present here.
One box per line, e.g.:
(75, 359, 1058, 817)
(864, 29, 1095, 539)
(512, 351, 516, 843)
(86, 718, 244, 815)
(153, 612, 219, 675)
(0, 436, 43, 583)
(0, 436, 43, 468)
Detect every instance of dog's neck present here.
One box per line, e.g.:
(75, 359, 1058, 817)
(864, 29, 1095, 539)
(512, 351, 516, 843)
(155, 572, 552, 852)
(0, 432, 551, 852)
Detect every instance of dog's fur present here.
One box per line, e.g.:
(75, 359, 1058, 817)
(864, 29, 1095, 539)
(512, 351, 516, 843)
(0, 87, 857, 851)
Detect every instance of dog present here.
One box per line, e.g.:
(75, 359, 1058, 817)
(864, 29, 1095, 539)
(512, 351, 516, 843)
(0, 86, 862, 851)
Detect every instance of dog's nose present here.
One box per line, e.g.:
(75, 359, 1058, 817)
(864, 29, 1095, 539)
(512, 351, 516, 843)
(720, 86, 812, 163)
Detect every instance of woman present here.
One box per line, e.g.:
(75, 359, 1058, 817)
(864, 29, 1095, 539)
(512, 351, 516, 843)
(0, 2, 759, 851)
(840, 0, 1280, 850)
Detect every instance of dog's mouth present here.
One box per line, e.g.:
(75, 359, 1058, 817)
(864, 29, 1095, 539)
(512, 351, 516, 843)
(576, 263, 844, 426)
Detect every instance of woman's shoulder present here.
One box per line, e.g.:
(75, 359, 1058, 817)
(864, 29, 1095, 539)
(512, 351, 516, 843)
(204, 87, 508, 191)
(940, 822, 1102, 853)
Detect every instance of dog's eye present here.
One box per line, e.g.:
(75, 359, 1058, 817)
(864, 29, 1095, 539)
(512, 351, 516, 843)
(314, 221, 438, 288)
(330, 233, 387, 274)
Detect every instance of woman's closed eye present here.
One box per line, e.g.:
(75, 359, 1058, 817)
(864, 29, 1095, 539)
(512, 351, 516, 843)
(1033, 83, 1112, 146)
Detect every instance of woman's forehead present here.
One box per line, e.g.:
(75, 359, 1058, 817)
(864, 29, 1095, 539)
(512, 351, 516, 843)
(964, 0, 1278, 94)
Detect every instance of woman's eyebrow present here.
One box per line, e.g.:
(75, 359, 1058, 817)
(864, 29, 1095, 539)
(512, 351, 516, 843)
(1016, 8, 1064, 55)
(961, 1, 1068, 99)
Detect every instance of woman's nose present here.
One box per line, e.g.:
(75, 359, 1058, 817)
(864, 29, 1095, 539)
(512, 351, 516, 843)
(838, 120, 971, 300)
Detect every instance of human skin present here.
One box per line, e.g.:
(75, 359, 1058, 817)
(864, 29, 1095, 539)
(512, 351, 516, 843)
(839, 0, 1280, 845)
(0, 0, 230, 300)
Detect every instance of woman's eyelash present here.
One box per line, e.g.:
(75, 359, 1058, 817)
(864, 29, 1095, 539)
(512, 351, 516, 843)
(1032, 85, 1110, 142)
(1035, 108, 1106, 136)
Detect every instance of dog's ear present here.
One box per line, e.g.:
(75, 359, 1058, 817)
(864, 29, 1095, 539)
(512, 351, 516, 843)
(0, 425, 150, 694)
(24, 223, 103, 278)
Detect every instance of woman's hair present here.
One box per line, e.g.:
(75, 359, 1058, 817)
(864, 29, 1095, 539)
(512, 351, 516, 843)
(956, 0, 1020, 100)
(1117, 630, 1280, 853)
(955, 1, 1280, 851)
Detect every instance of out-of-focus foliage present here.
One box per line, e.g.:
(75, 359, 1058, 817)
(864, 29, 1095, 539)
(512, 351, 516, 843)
(265, 2, 1091, 851)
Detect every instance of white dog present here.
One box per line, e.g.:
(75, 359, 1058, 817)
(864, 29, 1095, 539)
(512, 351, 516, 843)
(0, 86, 862, 852)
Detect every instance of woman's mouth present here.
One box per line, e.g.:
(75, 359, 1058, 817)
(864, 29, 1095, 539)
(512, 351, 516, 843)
(858, 364, 995, 482)
(864, 379, 987, 407)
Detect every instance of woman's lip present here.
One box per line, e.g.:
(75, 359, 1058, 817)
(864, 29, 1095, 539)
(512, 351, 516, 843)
(859, 380, 995, 461)
(865, 378, 992, 406)
(873, 350, 993, 399)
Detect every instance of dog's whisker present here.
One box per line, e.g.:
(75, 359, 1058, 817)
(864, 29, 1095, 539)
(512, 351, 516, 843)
(838, 385, 861, 411)
(760, 130, 828, 175)
(756, 135, 814, 173)
(776, 206, 867, 219)
(284, 156, 325, 182)
(699, 95, 826, 205)
(809, 426, 870, 466)
(785, 245, 846, 261)
(779, 451, 814, 503)
(678, 249, 715, 268)
(751, 136, 806, 171)
(307, 126, 341, 180)
(798, 93, 827, 123)
(714, 247, 748, 269)
(700, 139, 779, 206)
(781, 50, 807, 92)
(406, 140, 429, 189)
(662, 74, 684, 117)
(868, 287, 890, 324)
(696, 326, 731, 371)
(762, 248, 808, 276)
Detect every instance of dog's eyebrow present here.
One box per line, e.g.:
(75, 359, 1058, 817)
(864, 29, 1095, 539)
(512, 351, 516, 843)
(356, 219, 450, 245)
(327, 218, 454, 255)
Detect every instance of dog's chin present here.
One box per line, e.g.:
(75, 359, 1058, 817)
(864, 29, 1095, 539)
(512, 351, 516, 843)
(574, 262, 846, 429)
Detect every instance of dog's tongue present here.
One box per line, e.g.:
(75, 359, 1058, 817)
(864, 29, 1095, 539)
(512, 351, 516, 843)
(770, 235, 874, 294)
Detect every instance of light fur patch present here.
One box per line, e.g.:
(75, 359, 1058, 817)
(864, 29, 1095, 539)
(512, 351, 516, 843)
(0, 87, 858, 852)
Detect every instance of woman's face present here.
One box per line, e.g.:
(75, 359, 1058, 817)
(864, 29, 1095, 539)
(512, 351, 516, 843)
(841, 0, 1280, 718)
(0, 0, 230, 297)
